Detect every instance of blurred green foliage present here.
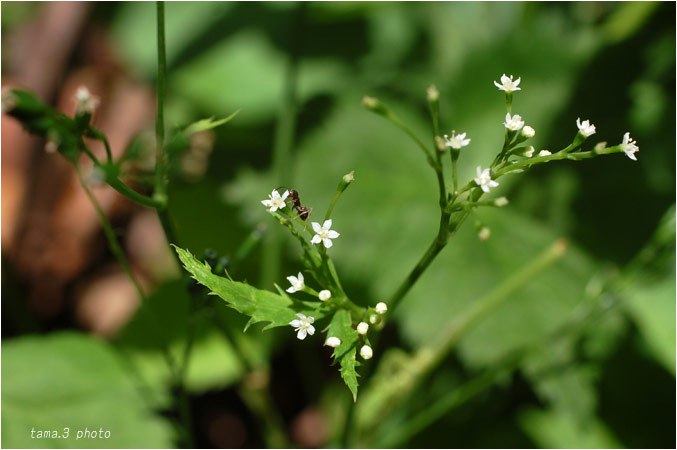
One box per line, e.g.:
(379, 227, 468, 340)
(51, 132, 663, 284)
(2, 2, 674, 448)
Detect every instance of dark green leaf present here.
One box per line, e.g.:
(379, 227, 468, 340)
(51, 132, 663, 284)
(326, 310, 361, 401)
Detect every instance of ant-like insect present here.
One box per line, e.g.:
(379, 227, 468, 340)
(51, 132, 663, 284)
(277, 187, 312, 221)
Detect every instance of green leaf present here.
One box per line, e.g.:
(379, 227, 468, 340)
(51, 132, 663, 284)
(1, 332, 174, 448)
(183, 110, 241, 135)
(326, 310, 361, 401)
(174, 246, 325, 330)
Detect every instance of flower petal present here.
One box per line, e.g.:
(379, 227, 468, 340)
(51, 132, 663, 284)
(297, 329, 307, 340)
(323, 219, 333, 230)
(311, 222, 322, 233)
(327, 230, 340, 239)
(290, 320, 301, 327)
(306, 325, 315, 335)
(323, 238, 333, 249)
(311, 235, 322, 244)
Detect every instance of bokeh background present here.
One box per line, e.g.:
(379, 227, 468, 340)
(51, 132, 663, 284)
(1, 2, 675, 448)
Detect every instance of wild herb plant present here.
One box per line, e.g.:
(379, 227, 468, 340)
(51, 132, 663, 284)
(1, 2, 647, 448)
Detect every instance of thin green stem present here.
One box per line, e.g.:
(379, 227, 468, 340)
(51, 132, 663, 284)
(494, 146, 618, 178)
(261, 4, 303, 289)
(105, 174, 165, 208)
(155, 1, 168, 205)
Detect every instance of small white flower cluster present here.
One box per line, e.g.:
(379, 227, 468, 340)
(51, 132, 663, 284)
(474, 166, 499, 193)
(494, 74, 638, 161)
(261, 189, 341, 248)
(443, 131, 471, 150)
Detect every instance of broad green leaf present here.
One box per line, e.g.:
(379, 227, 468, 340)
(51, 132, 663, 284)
(174, 246, 325, 330)
(1, 333, 174, 449)
(326, 310, 361, 401)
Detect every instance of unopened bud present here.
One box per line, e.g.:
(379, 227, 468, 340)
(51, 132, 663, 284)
(521, 126, 535, 138)
(524, 146, 535, 158)
(494, 197, 509, 207)
(434, 135, 446, 151)
(362, 96, 387, 115)
(360, 345, 373, 360)
(375, 302, 388, 314)
(325, 337, 341, 348)
(342, 171, 355, 184)
(74, 86, 99, 116)
(478, 227, 491, 241)
(538, 150, 552, 157)
(318, 290, 331, 301)
(369, 314, 378, 324)
(357, 322, 369, 335)
(594, 141, 607, 153)
(426, 85, 440, 102)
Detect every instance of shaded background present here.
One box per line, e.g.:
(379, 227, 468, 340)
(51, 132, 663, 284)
(1, 2, 675, 448)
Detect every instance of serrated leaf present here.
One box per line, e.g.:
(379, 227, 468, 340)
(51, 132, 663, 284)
(184, 110, 240, 135)
(174, 246, 324, 331)
(326, 310, 361, 401)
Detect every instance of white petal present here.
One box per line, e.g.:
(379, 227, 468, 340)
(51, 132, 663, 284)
(323, 219, 333, 230)
(286, 286, 297, 293)
(297, 273, 304, 283)
(311, 235, 322, 244)
(306, 315, 314, 324)
(626, 151, 637, 161)
(280, 190, 290, 201)
(323, 238, 333, 249)
(311, 222, 322, 233)
(481, 185, 490, 193)
(306, 325, 315, 335)
(297, 329, 307, 340)
(296, 313, 306, 319)
(327, 230, 340, 239)
(290, 320, 301, 327)
(489, 180, 499, 188)
(476, 166, 483, 178)
(261, 200, 272, 207)
(287, 275, 298, 284)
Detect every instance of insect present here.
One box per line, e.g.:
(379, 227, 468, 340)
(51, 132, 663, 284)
(278, 187, 312, 221)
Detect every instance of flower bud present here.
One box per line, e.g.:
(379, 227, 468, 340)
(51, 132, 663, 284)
(360, 345, 373, 360)
(538, 150, 552, 157)
(494, 197, 509, 207)
(478, 227, 491, 241)
(521, 126, 535, 138)
(426, 84, 440, 102)
(362, 96, 387, 115)
(342, 171, 355, 184)
(369, 314, 378, 324)
(325, 337, 341, 348)
(375, 302, 388, 314)
(318, 290, 331, 301)
(523, 146, 535, 158)
(357, 322, 369, 335)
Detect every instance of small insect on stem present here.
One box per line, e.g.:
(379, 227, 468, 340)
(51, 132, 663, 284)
(277, 187, 313, 221)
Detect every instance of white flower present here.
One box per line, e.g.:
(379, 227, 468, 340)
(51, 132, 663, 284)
(360, 345, 373, 360)
(74, 86, 99, 115)
(538, 150, 552, 157)
(289, 313, 315, 340)
(357, 322, 369, 335)
(286, 273, 305, 293)
(524, 146, 535, 158)
(494, 74, 521, 92)
(478, 227, 491, 241)
(261, 189, 289, 212)
(325, 336, 341, 348)
(521, 126, 535, 138)
(443, 131, 471, 150)
(375, 302, 388, 314)
(311, 219, 340, 248)
(427, 85, 440, 101)
(369, 314, 378, 324)
(318, 290, 331, 301)
(504, 113, 525, 131)
(474, 166, 499, 193)
(620, 132, 639, 161)
(576, 118, 596, 137)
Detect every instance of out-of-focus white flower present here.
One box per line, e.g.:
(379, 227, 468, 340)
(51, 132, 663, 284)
(620, 132, 639, 161)
(503, 113, 525, 131)
(538, 150, 552, 157)
(290, 313, 315, 340)
(495, 197, 509, 207)
(524, 146, 535, 158)
(360, 345, 373, 360)
(74, 86, 99, 115)
(325, 336, 341, 348)
(474, 166, 499, 193)
(286, 273, 305, 293)
(478, 227, 491, 241)
(521, 126, 535, 138)
(357, 322, 369, 335)
(369, 314, 378, 324)
(576, 118, 596, 137)
(494, 74, 521, 92)
(261, 189, 289, 212)
(443, 131, 471, 150)
(375, 302, 388, 314)
(311, 219, 340, 248)
(318, 290, 331, 301)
